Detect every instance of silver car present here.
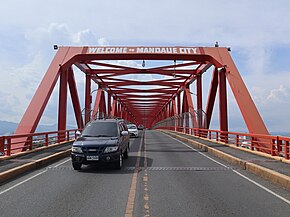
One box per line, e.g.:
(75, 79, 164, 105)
(127, 124, 138, 138)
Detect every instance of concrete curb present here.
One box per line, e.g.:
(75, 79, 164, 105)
(159, 130, 290, 191)
(246, 163, 290, 190)
(174, 131, 290, 165)
(0, 149, 71, 184)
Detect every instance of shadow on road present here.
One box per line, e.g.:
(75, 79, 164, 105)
(76, 156, 153, 174)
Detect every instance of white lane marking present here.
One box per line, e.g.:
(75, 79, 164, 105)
(53, 158, 71, 168)
(0, 158, 71, 196)
(0, 170, 47, 196)
(163, 132, 290, 205)
(233, 170, 290, 205)
(164, 133, 229, 168)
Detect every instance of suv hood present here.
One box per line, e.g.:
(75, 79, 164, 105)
(74, 137, 118, 146)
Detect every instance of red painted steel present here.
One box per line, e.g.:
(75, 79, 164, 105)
(58, 69, 68, 143)
(218, 68, 228, 142)
(92, 88, 103, 120)
(206, 48, 269, 135)
(204, 68, 218, 129)
(85, 73, 91, 124)
(13, 46, 270, 153)
(67, 67, 84, 129)
(196, 73, 202, 128)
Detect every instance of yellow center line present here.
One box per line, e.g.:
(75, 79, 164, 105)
(143, 132, 150, 217)
(124, 131, 144, 217)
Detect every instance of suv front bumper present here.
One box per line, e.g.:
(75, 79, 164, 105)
(71, 151, 120, 164)
(129, 132, 138, 137)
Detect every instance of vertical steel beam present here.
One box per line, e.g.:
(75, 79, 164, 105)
(181, 91, 187, 131)
(99, 90, 106, 119)
(185, 87, 198, 128)
(111, 98, 116, 117)
(119, 104, 121, 119)
(102, 91, 107, 118)
(172, 97, 177, 131)
(85, 73, 91, 124)
(172, 98, 177, 116)
(117, 101, 121, 118)
(219, 68, 228, 142)
(92, 88, 102, 120)
(108, 93, 111, 117)
(177, 92, 181, 129)
(177, 92, 181, 115)
(58, 71, 68, 125)
(182, 90, 187, 113)
(124, 107, 128, 120)
(196, 73, 203, 129)
(67, 67, 84, 129)
(58, 69, 68, 142)
(204, 68, 218, 129)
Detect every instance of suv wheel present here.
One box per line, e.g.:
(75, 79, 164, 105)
(72, 162, 82, 170)
(115, 152, 123, 169)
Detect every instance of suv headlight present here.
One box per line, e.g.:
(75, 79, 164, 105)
(104, 146, 118, 153)
(72, 146, 83, 153)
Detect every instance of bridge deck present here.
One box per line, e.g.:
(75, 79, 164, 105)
(1, 130, 289, 182)
(0, 130, 289, 217)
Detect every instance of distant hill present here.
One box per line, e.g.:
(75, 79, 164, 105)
(0, 121, 17, 135)
(0, 120, 76, 136)
(270, 132, 290, 137)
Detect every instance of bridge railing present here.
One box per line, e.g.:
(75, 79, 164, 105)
(0, 129, 79, 157)
(157, 126, 290, 160)
(153, 114, 290, 160)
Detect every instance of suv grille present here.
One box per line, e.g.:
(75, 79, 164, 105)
(82, 146, 106, 155)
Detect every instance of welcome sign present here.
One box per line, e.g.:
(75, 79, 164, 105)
(87, 47, 199, 54)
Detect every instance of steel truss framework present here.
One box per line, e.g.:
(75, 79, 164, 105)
(15, 46, 269, 146)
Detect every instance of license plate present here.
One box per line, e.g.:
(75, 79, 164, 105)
(86, 155, 99, 161)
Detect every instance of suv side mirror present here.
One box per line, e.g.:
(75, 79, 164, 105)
(121, 131, 129, 136)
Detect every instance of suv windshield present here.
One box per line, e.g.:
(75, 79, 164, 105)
(82, 122, 118, 137)
(128, 125, 137, 129)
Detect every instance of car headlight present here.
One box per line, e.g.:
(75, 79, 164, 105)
(104, 146, 118, 153)
(72, 146, 83, 153)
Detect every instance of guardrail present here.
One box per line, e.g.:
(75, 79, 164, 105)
(157, 126, 290, 160)
(0, 129, 79, 157)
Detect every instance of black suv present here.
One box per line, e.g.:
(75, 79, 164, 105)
(71, 119, 130, 170)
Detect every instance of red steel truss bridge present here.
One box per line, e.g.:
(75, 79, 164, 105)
(0, 46, 289, 159)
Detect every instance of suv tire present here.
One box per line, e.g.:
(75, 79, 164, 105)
(115, 152, 123, 169)
(72, 162, 82, 170)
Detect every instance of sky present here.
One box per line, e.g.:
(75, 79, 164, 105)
(0, 0, 290, 134)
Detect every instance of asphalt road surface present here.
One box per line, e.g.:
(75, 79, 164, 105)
(0, 130, 290, 217)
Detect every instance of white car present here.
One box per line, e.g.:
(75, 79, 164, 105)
(127, 124, 138, 137)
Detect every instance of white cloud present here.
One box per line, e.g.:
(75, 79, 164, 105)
(232, 72, 290, 132)
(266, 85, 289, 102)
(72, 29, 101, 45)
(97, 38, 109, 46)
(0, 23, 108, 124)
